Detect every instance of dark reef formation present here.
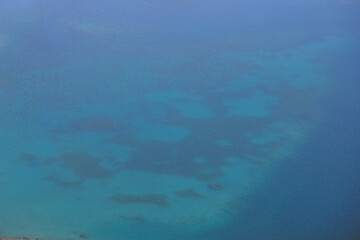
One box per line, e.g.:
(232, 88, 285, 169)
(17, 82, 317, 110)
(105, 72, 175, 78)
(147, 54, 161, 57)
(176, 188, 205, 199)
(110, 193, 169, 207)
(0, 230, 90, 240)
(207, 182, 224, 191)
(0, 238, 48, 240)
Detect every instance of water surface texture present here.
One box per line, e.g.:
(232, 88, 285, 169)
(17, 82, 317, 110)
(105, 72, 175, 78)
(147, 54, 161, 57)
(0, 1, 359, 240)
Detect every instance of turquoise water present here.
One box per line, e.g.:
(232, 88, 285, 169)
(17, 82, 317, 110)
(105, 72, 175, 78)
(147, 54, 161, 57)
(1, 1, 359, 240)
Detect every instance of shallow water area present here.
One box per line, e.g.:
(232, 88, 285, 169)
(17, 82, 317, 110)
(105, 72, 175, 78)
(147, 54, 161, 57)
(1, 1, 359, 240)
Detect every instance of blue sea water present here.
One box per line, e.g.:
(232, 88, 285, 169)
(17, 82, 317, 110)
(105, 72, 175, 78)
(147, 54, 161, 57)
(0, 1, 359, 240)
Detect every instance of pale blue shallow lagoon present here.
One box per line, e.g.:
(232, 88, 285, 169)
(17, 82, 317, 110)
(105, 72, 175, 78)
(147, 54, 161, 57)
(0, 1, 359, 240)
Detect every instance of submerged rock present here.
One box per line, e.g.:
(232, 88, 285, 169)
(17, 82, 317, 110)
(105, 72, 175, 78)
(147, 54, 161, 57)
(0, 238, 38, 240)
(207, 182, 224, 191)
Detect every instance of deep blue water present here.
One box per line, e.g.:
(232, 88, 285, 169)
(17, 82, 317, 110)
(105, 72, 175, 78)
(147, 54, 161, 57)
(183, 38, 360, 240)
(227, 44, 360, 240)
(264, 44, 360, 240)
(1, 1, 359, 240)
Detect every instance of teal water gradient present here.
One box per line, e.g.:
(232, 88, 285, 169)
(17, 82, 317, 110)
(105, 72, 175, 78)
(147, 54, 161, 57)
(0, 1, 359, 239)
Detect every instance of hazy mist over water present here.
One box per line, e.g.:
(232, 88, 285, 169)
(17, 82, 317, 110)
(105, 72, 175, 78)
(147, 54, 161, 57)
(0, 1, 359, 240)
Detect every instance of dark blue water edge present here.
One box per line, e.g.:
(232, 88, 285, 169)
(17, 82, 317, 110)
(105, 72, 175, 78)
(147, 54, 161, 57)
(200, 38, 360, 240)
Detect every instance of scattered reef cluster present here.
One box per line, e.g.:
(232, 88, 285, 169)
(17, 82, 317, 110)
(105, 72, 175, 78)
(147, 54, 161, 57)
(0, 4, 342, 238)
